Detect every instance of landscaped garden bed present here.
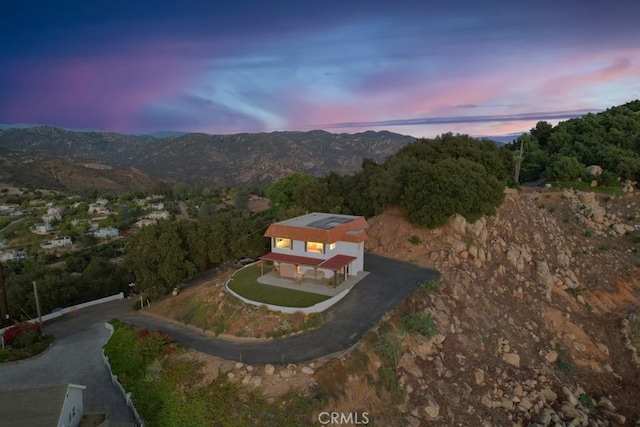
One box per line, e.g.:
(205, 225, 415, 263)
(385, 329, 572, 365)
(228, 265, 329, 308)
(0, 321, 54, 363)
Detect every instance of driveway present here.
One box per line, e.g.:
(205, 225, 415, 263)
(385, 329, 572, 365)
(0, 254, 438, 414)
(116, 253, 439, 364)
(0, 308, 136, 423)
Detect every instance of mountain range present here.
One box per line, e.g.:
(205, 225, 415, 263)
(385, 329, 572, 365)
(0, 126, 416, 191)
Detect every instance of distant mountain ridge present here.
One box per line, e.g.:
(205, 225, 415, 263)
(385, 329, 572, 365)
(0, 126, 416, 189)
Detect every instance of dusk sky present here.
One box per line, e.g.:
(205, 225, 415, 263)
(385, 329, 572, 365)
(1, 1, 639, 138)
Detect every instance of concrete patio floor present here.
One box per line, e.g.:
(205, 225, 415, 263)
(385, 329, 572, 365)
(257, 270, 369, 297)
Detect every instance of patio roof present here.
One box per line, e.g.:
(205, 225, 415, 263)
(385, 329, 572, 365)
(260, 252, 324, 267)
(260, 252, 356, 271)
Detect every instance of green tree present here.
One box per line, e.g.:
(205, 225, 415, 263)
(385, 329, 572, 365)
(401, 159, 504, 228)
(125, 222, 191, 299)
(544, 155, 585, 181)
(266, 172, 315, 215)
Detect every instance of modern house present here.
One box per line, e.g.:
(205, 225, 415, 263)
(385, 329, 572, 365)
(260, 212, 368, 284)
(0, 383, 86, 427)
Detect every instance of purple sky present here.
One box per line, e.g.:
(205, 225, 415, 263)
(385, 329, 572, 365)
(1, 1, 639, 138)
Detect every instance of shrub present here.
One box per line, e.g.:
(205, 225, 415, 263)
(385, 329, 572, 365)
(419, 279, 440, 292)
(408, 235, 421, 245)
(302, 312, 324, 330)
(2, 322, 42, 347)
(373, 333, 403, 367)
(402, 312, 437, 338)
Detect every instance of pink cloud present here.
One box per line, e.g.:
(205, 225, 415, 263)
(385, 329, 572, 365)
(2, 46, 202, 132)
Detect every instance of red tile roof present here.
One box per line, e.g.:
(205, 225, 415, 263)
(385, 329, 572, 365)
(264, 214, 368, 244)
(260, 252, 356, 271)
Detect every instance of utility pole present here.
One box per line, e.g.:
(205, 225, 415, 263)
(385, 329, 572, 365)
(32, 281, 42, 329)
(0, 262, 8, 326)
(514, 138, 524, 184)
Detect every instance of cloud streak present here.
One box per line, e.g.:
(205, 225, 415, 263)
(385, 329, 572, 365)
(326, 109, 600, 129)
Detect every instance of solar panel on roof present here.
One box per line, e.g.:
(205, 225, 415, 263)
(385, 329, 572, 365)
(306, 216, 353, 229)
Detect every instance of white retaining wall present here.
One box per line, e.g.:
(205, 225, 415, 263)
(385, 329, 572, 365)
(0, 292, 124, 335)
(103, 322, 145, 427)
(225, 271, 349, 315)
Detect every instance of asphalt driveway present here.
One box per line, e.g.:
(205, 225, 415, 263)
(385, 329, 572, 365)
(115, 253, 439, 364)
(0, 310, 136, 423)
(0, 253, 438, 416)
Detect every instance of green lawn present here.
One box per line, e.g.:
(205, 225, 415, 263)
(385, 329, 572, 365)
(551, 181, 625, 197)
(228, 265, 329, 308)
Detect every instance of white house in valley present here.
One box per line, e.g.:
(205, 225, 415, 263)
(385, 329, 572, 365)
(40, 236, 73, 249)
(260, 212, 368, 285)
(94, 226, 119, 239)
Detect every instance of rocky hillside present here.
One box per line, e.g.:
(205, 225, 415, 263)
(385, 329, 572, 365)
(0, 148, 155, 192)
(363, 188, 640, 425)
(143, 186, 640, 426)
(0, 127, 415, 187)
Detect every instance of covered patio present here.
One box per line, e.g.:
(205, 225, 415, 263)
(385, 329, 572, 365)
(259, 252, 357, 288)
(257, 268, 369, 297)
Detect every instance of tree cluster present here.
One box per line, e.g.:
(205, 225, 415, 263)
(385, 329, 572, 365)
(2, 253, 133, 321)
(267, 133, 511, 228)
(124, 209, 271, 299)
(507, 100, 640, 184)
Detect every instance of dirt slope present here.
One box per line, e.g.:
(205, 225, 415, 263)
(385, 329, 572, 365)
(363, 188, 640, 426)
(149, 187, 640, 426)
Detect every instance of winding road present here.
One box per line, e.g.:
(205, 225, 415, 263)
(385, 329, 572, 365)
(0, 254, 438, 420)
(117, 254, 439, 364)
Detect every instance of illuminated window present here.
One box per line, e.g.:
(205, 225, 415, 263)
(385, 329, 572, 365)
(275, 238, 292, 249)
(327, 243, 336, 251)
(306, 241, 324, 254)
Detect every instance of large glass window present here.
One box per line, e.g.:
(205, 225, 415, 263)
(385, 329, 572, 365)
(275, 237, 292, 249)
(306, 241, 324, 254)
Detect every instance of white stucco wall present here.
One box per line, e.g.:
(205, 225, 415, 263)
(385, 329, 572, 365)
(270, 238, 364, 276)
(335, 241, 364, 275)
(57, 384, 85, 427)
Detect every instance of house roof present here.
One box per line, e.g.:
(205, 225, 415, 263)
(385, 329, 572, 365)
(260, 252, 356, 271)
(264, 212, 368, 244)
(0, 384, 86, 427)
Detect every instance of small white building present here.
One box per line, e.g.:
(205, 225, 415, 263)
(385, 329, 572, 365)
(134, 218, 157, 228)
(87, 204, 110, 215)
(146, 210, 170, 220)
(0, 383, 86, 427)
(94, 227, 119, 239)
(261, 212, 368, 284)
(30, 222, 53, 235)
(0, 250, 27, 262)
(40, 236, 73, 249)
(149, 202, 165, 210)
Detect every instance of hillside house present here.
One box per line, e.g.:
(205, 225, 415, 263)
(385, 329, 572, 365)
(42, 206, 63, 224)
(134, 218, 157, 228)
(40, 236, 73, 249)
(0, 383, 86, 427)
(260, 212, 368, 285)
(94, 226, 119, 239)
(87, 204, 110, 215)
(30, 222, 53, 234)
(146, 210, 170, 220)
(0, 250, 28, 262)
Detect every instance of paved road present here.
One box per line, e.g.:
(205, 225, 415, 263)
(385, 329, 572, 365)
(0, 254, 438, 421)
(111, 254, 438, 364)
(0, 310, 136, 423)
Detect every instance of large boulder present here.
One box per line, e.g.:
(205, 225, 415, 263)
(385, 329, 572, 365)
(585, 165, 603, 178)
